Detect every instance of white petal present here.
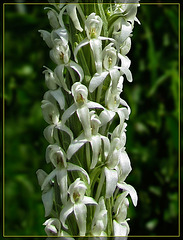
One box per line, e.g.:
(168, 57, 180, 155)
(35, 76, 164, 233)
(101, 135, 110, 158)
(60, 201, 74, 229)
(89, 71, 109, 92)
(50, 88, 65, 110)
(57, 168, 68, 205)
(117, 182, 138, 207)
(99, 109, 115, 126)
(118, 151, 132, 182)
(67, 162, 90, 184)
(61, 103, 77, 124)
(90, 39, 102, 74)
(36, 169, 47, 187)
(67, 133, 87, 160)
(42, 187, 54, 217)
(41, 168, 57, 191)
(69, 60, 84, 82)
(56, 122, 74, 141)
(38, 30, 53, 48)
(113, 220, 129, 237)
(54, 65, 71, 93)
(43, 125, 55, 144)
(104, 167, 118, 198)
(120, 66, 133, 82)
(87, 101, 104, 110)
(66, 5, 83, 32)
(47, 9, 60, 29)
(90, 135, 101, 169)
(77, 106, 91, 139)
(74, 38, 89, 62)
(74, 203, 87, 236)
(82, 196, 97, 205)
(113, 192, 128, 216)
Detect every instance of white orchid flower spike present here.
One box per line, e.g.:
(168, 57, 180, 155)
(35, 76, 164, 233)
(60, 178, 97, 236)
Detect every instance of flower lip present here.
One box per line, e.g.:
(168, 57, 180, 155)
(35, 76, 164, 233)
(103, 43, 117, 70)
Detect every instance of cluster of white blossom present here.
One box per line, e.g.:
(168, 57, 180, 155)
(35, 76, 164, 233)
(37, 0, 140, 238)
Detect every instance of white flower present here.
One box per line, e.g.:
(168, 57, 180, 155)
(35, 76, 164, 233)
(91, 197, 108, 236)
(43, 218, 61, 236)
(43, 66, 58, 90)
(41, 89, 73, 143)
(36, 169, 54, 217)
(39, 27, 68, 49)
(67, 111, 110, 169)
(113, 192, 131, 237)
(60, 178, 97, 236)
(89, 43, 119, 93)
(61, 82, 104, 139)
(111, 1, 140, 24)
(74, 13, 114, 74)
(41, 145, 90, 205)
(43, 218, 74, 237)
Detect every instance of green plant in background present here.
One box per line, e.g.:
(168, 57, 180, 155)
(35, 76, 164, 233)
(36, 0, 140, 237)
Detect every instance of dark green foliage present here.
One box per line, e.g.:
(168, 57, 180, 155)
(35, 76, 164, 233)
(3, 2, 181, 237)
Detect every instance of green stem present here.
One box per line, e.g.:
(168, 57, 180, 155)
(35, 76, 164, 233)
(95, 167, 105, 202)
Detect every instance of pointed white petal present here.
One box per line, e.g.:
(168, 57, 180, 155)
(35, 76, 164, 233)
(60, 201, 74, 229)
(50, 88, 65, 110)
(42, 187, 54, 217)
(90, 39, 102, 74)
(82, 196, 97, 205)
(67, 162, 90, 184)
(87, 101, 104, 110)
(41, 168, 57, 191)
(61, 103, 77, 124)
(77, 106, 91, 139)
(67, 133, 87, 160)
(101, 135, 110, 158)
(57, 168, 68, 205)
(74, 203, 87, 236)
(99, 109, 115, 126)
(120, 67, 133, 82)
(36, 169, 48, 187)
(90, 135, 101, 169)
(117, 182, 138, 207)
(43, 125, 55, 144)
(69, 60, 84, 82)
(38, 30, 53, 48)
(54, 65, 71, 93)
(56, 122, 74, 141)
(104, 167, 118, 198)
(89, 71, 109, 92)
(66, 5, 83, 32)
(118, 151, 132, 182)
(74, 39, 89, 62)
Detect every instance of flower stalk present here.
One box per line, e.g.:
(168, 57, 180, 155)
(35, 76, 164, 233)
(37, 0, 140, 237)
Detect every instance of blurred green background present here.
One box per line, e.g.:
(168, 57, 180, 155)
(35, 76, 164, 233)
(3, 0, 181, 237)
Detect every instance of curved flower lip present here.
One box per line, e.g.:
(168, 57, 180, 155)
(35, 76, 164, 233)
(117, 182, 138, 207)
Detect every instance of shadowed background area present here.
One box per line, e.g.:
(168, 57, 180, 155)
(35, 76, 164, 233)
(3, 0, 181, 237)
